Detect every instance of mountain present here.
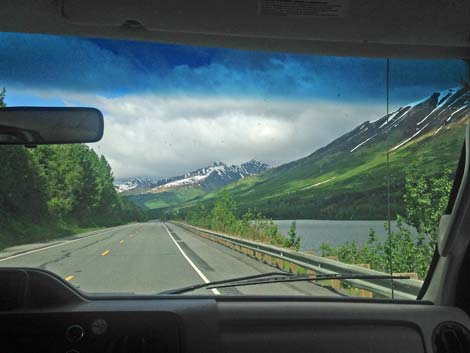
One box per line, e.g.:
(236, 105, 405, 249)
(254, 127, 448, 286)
(148, 160, 268, 193)
(117, 160, 268, 200)
(321, 87, 465, 156)
(115, 177, 159, 194)
(147, 87, 470, 220)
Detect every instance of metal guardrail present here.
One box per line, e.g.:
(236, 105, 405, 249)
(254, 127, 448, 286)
(171, 221, 423, 299)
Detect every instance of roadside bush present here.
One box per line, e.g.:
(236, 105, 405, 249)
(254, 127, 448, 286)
(319, 167, 452, 279)
(285, 221, 301, 250)
(184, 192, 300, 249)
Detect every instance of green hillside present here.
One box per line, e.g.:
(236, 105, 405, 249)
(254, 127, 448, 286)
(128, 187, 205, 209)
(137, 88, 470, 220)
(144, 121, 466, 220)
(213, 122, 465, 219)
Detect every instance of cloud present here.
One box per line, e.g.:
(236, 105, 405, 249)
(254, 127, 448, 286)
(51, 93, 385, 179)
(1, 32, 465, 180)
(0, 33, 465, 105)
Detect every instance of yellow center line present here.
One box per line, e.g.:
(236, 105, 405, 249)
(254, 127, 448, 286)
(119, 240, 124, 244)
(101, 249, 110, 256)
(65, 275, 74, 282)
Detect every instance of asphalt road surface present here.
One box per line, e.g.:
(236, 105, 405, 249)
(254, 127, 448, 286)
(0, 221, 337, 296)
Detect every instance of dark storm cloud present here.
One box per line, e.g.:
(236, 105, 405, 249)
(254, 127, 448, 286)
(0, 32, 465, 103)
(1, 32, 466, 178)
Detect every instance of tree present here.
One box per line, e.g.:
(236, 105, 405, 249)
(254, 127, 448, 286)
(403, 168, 452, 245)
(30, 143, 145, 225)
(211, 191, 237, 231)
(0, 87, 145, 246)
(183, 193, 299, 249)
(318, 168, 453, 279)
(0, 88, 49, 221)
(0, 88, 5, 107)
(285, 221, 301, 251)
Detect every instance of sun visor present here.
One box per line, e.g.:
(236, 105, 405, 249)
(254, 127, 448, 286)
(60, 0, 470, 48)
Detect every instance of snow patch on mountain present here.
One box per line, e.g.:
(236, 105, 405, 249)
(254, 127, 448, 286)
(350, 135, 376, 152)
(378, 109, 401, 128)
(349, 86, 469, 153)
(154, 165, 226, 189)
(115, 178, 158, 193)
(417, 88, 459, 126)
(115, 160, 269, 194)
(447, 105, 467, 122)
(151, 160, 268, 192)
(392, 123, 430, 151)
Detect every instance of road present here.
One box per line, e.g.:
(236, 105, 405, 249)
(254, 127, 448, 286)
(0, 221, 336, 296)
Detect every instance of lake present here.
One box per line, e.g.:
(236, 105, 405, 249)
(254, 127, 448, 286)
(274, 220, 417, 251)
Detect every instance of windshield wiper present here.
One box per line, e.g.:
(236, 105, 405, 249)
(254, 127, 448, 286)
(159, 272, 410, 294)
(159, 272, 293, 294)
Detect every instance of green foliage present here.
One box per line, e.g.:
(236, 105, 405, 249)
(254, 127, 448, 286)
(182, 194, 298, 249)
(0, 88, 5, 107)
(403, 166, 452, 244)
(0, 146, 49, 220)
(285, 221, 301, 250)
(128, 187, 206, 210)
(319, 169, 452, 279)
(0, 90, 145, 248)
(28, 144, 146, 225)
(210, 191, 237, 231)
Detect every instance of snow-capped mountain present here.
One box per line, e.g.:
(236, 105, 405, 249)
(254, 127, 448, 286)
(193, 86, 470, 219)
(115, 160, 268, 195)
(115, 177, 159, 194)
(340, 87, 469, 154)
(122, 87, 470, 217)
(151, 160, 268, 193)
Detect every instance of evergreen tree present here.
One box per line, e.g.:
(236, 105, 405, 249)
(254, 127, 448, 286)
(0, 88, 49, 220)
(0, 88, 5, 108)
(0, 87, 145, 242)
(286, 221, 301, 251)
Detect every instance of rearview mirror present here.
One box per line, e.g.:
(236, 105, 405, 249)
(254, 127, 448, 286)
(0, 107, 104, 145)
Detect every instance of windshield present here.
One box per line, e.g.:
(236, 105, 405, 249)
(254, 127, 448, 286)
(0, 32, 467, 298)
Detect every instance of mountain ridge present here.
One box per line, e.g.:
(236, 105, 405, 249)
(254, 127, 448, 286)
(143, 86, 469, 220)
(116, 159, 268, 195)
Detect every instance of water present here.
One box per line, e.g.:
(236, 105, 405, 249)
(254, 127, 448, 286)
(274, 220, 417, 251)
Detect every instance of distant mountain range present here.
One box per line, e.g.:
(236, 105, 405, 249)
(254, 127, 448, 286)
(130, 87, 470, 219)
(115, 160, 268, 195)
(115, 178, 158, 194)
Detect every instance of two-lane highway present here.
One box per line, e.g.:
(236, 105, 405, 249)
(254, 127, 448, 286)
(0, 221, 336, 296)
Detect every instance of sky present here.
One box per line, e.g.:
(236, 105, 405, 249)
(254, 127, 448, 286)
(0, 32, 466, 179)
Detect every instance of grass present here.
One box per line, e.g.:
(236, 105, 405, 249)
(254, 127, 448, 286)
(127, 187, 206, 210)
(0, 214, 102, 250)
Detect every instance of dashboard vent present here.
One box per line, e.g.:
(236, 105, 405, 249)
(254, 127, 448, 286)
(433, 322, 470, 353)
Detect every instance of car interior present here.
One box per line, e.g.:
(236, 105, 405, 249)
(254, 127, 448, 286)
(1, 1, 470, 352)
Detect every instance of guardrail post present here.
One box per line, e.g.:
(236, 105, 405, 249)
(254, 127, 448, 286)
(357, 264, 373, 298)
(394, 272, 419, 280)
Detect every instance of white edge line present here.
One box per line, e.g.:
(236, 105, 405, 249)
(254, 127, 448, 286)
(163, 223, 220, 295)
(0, 226, 127, 263)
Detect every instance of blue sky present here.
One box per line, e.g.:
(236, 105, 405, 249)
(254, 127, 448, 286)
(0, 32, 466, 178)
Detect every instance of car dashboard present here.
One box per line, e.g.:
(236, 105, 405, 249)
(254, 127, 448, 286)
(1, 268, 469, 353)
